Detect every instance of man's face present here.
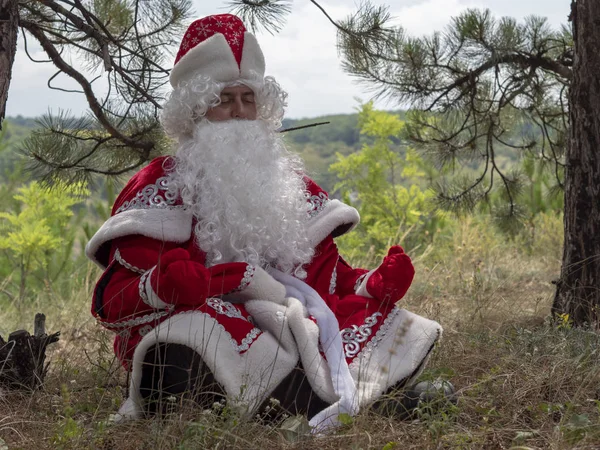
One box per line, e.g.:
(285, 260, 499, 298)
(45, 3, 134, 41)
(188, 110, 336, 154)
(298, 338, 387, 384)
(205, 85, 257, 122)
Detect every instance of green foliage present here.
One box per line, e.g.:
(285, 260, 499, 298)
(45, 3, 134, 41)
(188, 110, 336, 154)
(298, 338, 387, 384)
(335, 6, 570, 227)
(331, 103, 444, 257)
(0, 181, 89, 302)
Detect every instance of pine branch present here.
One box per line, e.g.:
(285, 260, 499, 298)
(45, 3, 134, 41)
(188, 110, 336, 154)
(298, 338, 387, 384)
(227, 0, 292, 34)
(21, 20, 153, 155)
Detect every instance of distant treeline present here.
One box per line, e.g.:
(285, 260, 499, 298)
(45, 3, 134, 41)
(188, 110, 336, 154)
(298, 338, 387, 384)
(1, 113, 387, 192)
(0, 109, 526, 194)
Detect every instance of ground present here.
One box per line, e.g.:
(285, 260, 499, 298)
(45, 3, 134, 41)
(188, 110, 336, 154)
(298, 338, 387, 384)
(3, 214, 599, 449)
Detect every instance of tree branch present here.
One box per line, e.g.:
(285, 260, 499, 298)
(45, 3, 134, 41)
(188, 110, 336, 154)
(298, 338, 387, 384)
(21, 20, 153, 155)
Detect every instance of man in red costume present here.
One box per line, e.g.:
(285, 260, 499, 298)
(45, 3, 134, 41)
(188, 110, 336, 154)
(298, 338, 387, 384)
(86, 13, 443, 431)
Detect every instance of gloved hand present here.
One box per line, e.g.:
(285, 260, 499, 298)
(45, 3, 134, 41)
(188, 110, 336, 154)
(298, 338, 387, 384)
(365, 246, 415, 303)
(152, 248, 211, 305)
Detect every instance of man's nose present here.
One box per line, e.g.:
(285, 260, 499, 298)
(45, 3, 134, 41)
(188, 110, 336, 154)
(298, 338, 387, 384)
(231, 98, 247, 119)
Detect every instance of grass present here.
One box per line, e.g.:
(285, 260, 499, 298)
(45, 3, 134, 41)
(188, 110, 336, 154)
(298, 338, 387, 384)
(4, 212, 599, 449)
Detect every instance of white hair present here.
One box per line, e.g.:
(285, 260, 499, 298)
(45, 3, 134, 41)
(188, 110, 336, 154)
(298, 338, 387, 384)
(160, 73, 288, 138)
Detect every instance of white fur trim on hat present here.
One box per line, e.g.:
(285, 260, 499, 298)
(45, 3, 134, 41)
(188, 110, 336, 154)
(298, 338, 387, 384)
(170, 32, 265, 87)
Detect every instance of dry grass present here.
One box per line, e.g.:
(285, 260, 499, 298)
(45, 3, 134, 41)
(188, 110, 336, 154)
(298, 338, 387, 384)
(4, 213, 600, 449)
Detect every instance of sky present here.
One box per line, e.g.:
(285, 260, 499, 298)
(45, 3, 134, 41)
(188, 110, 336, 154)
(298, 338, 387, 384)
(6, 0, 570, 120)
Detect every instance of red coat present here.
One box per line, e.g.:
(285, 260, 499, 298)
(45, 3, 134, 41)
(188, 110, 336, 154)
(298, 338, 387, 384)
(86, 156, 415, 370)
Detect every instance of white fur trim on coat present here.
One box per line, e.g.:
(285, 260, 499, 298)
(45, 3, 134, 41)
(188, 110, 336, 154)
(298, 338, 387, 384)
(224, 266, 287, 305)
(269, 270, 359, 432)
(355, 269, 376, 298)
(119, 309, 299, 421)
(86, 208, 193, 268)
(348, 308, 442, 407)
(142, 267, 170, 310)
(306, 199, 360, 248)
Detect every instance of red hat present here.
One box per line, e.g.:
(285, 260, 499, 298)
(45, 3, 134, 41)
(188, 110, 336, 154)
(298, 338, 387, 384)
(170, 14, 265, 87)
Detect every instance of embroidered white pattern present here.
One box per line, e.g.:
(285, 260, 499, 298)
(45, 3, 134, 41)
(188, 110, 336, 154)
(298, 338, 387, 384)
(169, 310, 261, 353)
(114, 249, 145, 274)
(138, 270, 151, 306)
(306, 192, 329, 217)
(95, 310, 170, 329)
(206, 297, 248, 321)
(354, 273, 368, 293)
(348, 307, 402, 370)
(340, 311, 384, 358)
(139, 325, 153, 336)
(114, 176, 186, 214)
(237, 327, 262, 352)
(236, 265, 255, 291)
(329, 265, 337, 295)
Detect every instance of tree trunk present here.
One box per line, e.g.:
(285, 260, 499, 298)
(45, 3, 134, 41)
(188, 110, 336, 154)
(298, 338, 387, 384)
(552, 0, 600, 326)
(0, 0, 19, 130)
(0, 314, 60, 389)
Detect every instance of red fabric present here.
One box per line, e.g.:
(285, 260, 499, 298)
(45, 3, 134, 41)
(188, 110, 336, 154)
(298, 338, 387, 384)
(92, 234, 257, 367)
(90, 156, 416, 369)
(110, 156, 177, 216)
(175, 14, 246, 67)
(365, 246, 415, 305)
(152, 247, 249, 306)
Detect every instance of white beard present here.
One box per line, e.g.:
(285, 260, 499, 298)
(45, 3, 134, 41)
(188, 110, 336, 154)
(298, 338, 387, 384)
(167, 120, 315, 278)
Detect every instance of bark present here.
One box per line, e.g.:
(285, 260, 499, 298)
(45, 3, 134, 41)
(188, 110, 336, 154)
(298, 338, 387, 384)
(552, 0, 600, 326)
(0, 0, 19, 130)
(0, 314, 60, 389)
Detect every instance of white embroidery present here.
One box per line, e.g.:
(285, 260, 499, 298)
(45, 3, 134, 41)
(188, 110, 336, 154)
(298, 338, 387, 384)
(348, 307, 402, 370)
(237, 328, 262, 352)
(95, 310, 170, 329)
(172, 310, 261, 353)
(306, 192, 329, 217)
(139, 325, 153, 336)
(236, 265, 255, 291)
(206, 297, 248, 321)
(114, 249, 145, 274)
(138, 270, 151, 306)
(329, 265, 337, 295)
(114, 176, 186, 214)
(340, 311, 383, 358)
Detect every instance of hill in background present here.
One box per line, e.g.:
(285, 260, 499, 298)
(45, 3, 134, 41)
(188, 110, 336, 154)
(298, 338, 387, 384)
(1, 109, 521, 194)
(0, 113, 373, 193)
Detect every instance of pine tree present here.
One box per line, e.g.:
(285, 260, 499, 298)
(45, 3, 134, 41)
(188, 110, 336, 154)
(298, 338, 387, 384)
(232, 1, 600, 327)
(0, 0, 192, 181)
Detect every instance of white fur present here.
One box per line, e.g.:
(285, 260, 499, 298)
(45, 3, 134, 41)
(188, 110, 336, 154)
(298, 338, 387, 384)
(170, 33, 265, 88)
(355, 269, 376, 298)
(269, 270, 359, 432)
(225, 266, 287, 305)
(306, 199, 360, 248)
(86, 208, 192, 268)
(349, 308, 441, 407)
(144, 267, 170, 309)
(121, 309, 299, 420)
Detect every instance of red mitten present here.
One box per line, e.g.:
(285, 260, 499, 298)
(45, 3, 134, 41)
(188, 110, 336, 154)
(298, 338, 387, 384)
(365, 246, 415, 303)
(152, 248, 211, 306)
